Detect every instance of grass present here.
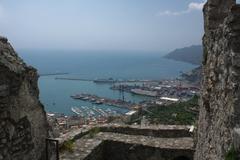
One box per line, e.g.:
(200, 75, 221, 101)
(59, 127, 101, 153)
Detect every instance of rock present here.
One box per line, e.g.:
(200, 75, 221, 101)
(0, 37, 49, 160)
(195, 1, 240, 160)
(1, 139, 7, 144)
(233, 128, 240, 152)
(0, 36, 8, 43)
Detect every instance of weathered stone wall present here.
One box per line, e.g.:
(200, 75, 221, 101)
(84, 140, 193, 160)
(60, 125, 194, 160)
(0, 36, 49, 160)
(99, 125, 192, 138)
(195, 1, 240, 159)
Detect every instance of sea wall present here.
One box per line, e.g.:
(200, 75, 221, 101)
(0, 36, 49, 160)
(195, 0, 240, 159)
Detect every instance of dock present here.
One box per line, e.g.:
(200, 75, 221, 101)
(71, 93, 139, 109)
(55, 77, 161, 83)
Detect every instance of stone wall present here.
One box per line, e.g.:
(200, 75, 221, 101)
(0, 36, 49, 160)
(195, 1, 240, 159)
(84, 140, 193, 160)
(60, 125, 194, 160)
(99, 125, 192, 138)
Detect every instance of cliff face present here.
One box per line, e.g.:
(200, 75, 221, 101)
(195, 0, 240, 160)
(0, 37, 48, 160)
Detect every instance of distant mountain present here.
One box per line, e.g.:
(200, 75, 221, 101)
(164, 45, 203, 65)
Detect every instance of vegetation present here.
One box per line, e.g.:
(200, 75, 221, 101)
(141, 95, 199, 125)
(88, 127, 100, 138)
(59, 139, 75, 153)
(164, 45, 203, 65)
(225, 146, 237, 160)
(180, 66, 202, 85)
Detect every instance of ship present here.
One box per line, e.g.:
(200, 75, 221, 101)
(71, 107, 81, 115)
(93, 78, 117, 84)
(93, 101, 103, 105)
(71, 94, 84, 99)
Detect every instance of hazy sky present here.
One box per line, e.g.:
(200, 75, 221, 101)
(0, 0, 206, 51)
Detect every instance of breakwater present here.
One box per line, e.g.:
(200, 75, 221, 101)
(55, 77, 161, 83)
(40, 72, 69, 76)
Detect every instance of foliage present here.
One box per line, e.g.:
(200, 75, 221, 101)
(225, 146, 237, 160)
(88, 127, 100, 138)
(59, 139, 75, 153)
(142, 95, 199, 125)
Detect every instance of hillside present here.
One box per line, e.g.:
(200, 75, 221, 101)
(132, 96, 199, 125)
(180, 66, 202, 85)
(164, 45, 203, 65)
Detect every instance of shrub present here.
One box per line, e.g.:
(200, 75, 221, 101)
(59, 139, 75, 153)
(88, 127, 100, 138)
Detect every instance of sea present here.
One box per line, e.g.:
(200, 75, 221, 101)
(18, 49, 197, 116)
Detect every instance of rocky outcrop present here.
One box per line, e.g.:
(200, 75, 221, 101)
(0, 36, 48, 160)
(195, 0, 240, 160)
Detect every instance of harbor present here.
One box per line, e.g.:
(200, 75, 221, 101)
(111, 80, 200, 99)
(44, 77, 200, 136)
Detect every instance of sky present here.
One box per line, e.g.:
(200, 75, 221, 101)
(0, 0, 206, 52)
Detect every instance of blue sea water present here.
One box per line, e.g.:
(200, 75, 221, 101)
(18, 49, 197, 115)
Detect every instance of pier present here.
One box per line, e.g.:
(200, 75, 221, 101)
(71, 93, 140, 109)
(55, 77, 92, 81)
(55, 77, 161, 83)
(40, 72, 69, 76)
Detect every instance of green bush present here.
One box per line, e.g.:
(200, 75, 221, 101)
(59, 139, 75, 153)
(88, 127, 100, 138)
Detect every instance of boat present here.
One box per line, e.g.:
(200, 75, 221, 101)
(93, 78, 117, 84)
(71, 94, 84, 99)
(71, 107, 80, 115)
(82, 97, 90, 101)
(90, 98, 96, 102)
(93, 101, 103, 105)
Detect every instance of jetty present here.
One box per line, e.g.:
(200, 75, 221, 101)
(55, 77, 92, 81)
(40, 72, 69, 76)
(70, 93, 140, 109)
(55, 77, 161, 83)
